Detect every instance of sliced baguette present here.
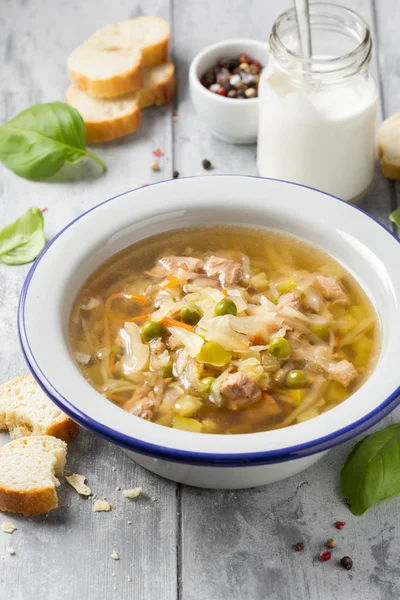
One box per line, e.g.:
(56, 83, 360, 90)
(0, 375, 79, 443)
(0, 436, 66, 515)
(377, 113, 400, 179)
(68, 16, 170, 98)
(66, 61, 176, 143)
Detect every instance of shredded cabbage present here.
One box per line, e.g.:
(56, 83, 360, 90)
(120, 322, 150, 374)
(167, 326, 204, 358)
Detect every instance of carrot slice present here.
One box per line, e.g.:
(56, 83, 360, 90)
(161, 317, 195, 332)
(254, 333, 264, 345)
(160, 275, 180, 289)
(126, 313, 153, 323)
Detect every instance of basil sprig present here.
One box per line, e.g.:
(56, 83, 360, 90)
(0, 102, 105, 181)
(341, 424, 400, 515)
(0, 207, 46, 265)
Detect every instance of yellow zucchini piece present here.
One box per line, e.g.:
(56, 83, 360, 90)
(174, 395, 202, 418)
(155, 414, 173, 427)
(201, 418, 220, 433)
(172, 416, 202, 433)
(335, 314, 358, 334)
(352, 335, 374, 355)
(326, 381, 348, 404)
(276, 278, 297, 294)
(350, 305, 369, 322)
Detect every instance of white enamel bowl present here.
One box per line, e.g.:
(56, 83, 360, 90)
(189, 39, 269, 144)
(19, 176, 400, 489)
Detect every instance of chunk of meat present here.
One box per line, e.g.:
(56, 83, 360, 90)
(277, 292, 301, 311)
(221, 372, 261, 405)
(328, 360, 358, 387)
(126, 390, 156, 420)
(148, 256, 204, 277)
(317, 276, 348, 305)
(204, 256, 243, 286)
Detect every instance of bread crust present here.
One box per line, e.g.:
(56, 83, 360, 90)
(0, 486, 58, 516)
(377, 113, 400, 180)
(138, 70, 176, 108)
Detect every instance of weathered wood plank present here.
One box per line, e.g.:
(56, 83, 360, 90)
(173, 1, 399, 599)
(0, 1, 177, 599)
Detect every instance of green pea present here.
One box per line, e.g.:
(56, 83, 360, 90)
(286, 369, 308, 389)
(268, 337, 291, 359)
(140, 320, 165, 341)
(309, 323, 330, 341)
(199, 376, 216, 394)
(214, 298, 237, 316)
(180, 306, 202, 325)
(162, 363, 173, 378)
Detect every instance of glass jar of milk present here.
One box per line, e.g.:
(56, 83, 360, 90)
(257, 4, 378, 202)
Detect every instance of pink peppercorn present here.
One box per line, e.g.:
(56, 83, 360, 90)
(335, 521, 346, 530)
(295, 542, 305, 552)
(319, 551, 332, 562)
(216, 87, 227, 96)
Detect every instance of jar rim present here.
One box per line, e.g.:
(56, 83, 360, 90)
(270, 2, 372, 71)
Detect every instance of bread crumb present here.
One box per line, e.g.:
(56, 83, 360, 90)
(66, 474, 92, 496)
(115, 486, 121, 491)
(127, 575, 132, 582)
(122, 487, 142, 499)
(93, 500, 111, 512)
(111, 550, 120, 560)
(1, 522, 17, 534)
(6, 547, 15, 555)
(127, 520, 132, 525)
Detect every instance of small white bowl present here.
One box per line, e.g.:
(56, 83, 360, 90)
(19, 176, 400, 489)
(189, 39, 269, 144)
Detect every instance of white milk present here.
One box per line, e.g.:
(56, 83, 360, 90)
(257, 64, 378, 202)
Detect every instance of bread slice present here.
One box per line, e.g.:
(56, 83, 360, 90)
(0, 375, 79, 443)
(0, 436, 66, 515)
(66, 61, 176, 142)
(68, 16, 170, 98)
(377, 113, 400, 179)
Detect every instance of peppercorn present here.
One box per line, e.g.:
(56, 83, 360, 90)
(340, 556, 353, 570)
(200, 54, 263, 100)
(151, 159, 160, 172)
(326, 538, 337, 548)
(295, 542, 305, 552)
(228, 90, 237, 98)
(202, 159, 212, 170)
(319, 551, 332, 562)
(335, 521, 346, 530)
(173, 170, 179, 179)
(245, 87, 256, 98)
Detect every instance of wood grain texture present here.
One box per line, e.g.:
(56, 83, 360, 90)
(0, 1, 178, 599)
(0, 0, 399, 599)
(172, 1, 400, 599)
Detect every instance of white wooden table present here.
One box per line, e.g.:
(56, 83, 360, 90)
(1, 1, 399, 599)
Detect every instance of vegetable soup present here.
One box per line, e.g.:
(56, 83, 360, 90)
(69, 226, 379, 434)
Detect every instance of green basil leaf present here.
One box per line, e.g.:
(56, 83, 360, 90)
(0, 207, 46, 265)
(0, 102, 106, 181)
(340, 424, 400, 515)
(390, 207, 400, 229)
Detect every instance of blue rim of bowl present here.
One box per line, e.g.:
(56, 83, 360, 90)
(18, 175, 400, 467)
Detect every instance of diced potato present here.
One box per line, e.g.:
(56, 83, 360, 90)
(279, 388, 307, 405)
(334, 314, 358, 334)
(353, 351, 370, 370)
(172, 416, 202, 432)
(326, 381, 348, 404)
(201, 418, 220, 433)
(250, 272, 269, 292)
(276, 278, 297, 294)
(174, 395, 202, 418)
(330, 305, 347, 319)
(297, 409, 319, 423)
(155, 414, 173, 427)
(350, 305, 369, 322)
(352, 335, 374, 355)
(242, 394, 283, 424)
